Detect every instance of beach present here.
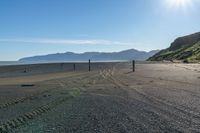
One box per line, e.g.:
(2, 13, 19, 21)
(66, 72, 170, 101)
(0, 62, 200, 132)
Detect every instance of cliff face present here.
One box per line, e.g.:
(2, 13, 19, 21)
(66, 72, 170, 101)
(148, 32, 200, 63)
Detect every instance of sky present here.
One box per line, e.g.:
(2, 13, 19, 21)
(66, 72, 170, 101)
(0, 0, 200, 61)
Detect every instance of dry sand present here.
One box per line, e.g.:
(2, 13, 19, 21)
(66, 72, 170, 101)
(0, 63, 200, 132)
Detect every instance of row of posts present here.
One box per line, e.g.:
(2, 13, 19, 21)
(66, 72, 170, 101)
(71, 59, 91, 71)
(62, 59, 135, 72)
(22, 60, 135, 73)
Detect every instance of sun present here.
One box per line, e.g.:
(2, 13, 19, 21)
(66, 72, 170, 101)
(166, 0, 192, 9)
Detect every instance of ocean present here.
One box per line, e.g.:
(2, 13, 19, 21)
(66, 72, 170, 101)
(0, 61, 22, 66)
(0, 60, 131, 66)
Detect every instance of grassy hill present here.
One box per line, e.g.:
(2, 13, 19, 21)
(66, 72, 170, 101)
(148, 32, 200, 63)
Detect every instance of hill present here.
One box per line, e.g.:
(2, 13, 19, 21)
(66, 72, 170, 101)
(19, 49, 159, 62)
(148, 32, 200, 63)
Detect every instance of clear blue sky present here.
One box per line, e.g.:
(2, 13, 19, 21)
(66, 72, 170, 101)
(0, 0, 200, 61)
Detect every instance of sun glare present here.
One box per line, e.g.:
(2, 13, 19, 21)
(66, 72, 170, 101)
(166, 0, 192, 9)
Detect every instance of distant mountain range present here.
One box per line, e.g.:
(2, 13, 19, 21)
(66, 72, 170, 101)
(148, 32, 200, 63)
(19, 49, 159, 62)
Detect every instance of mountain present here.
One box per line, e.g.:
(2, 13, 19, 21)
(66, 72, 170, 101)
(148, 32, 200, 63)
(19, 49, 159, 62)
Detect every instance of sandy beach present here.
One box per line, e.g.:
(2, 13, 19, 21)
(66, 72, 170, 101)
(0, 62, 200, 132)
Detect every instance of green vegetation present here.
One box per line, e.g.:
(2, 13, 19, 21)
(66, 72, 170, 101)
(148, 32, 200, 63)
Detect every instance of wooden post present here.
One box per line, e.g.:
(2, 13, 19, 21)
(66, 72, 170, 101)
(24, 68, 27, 73)
(89, 59, 91, 71)
(60, 63, 64, 71)
(132, 60, 135, 72)
(73, 63, 76, 71)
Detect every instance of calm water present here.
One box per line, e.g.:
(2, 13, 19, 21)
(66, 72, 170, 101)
(0, 61, 21, 66)
(0, 60, 131, 66)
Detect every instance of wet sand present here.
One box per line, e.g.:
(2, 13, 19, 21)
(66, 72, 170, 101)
(0, 63, 200, 132)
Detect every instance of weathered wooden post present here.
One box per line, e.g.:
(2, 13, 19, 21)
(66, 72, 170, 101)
(132, 60, 135, 72)
(24, 68, 27, 73)
(89, 59, 91, 71)
(60, 63, 64, 71)
(73, 63, 76, 71)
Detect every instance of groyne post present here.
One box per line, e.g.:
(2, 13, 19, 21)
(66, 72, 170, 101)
(73, 63, 76, 71)
(89, 59, 91, 71)
(60, 63, 64, 71)
(24, 68, 27, 73)
(132, 60, 135, 72)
